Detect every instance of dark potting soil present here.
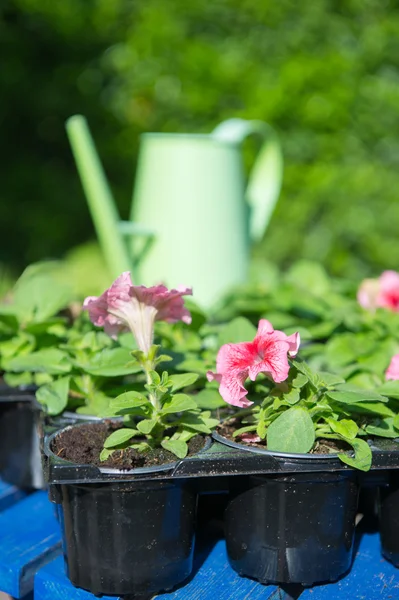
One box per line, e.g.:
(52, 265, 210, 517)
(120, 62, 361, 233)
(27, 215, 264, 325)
(218, 418, 350, 455)
(51, 421, 205, 469)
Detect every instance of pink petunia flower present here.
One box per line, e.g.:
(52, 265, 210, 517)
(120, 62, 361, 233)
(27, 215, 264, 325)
(385, 354, 399, 380)
(358, 271, 399, 312)
(240, 432, 262, 443)
(83, 272, 192, 354)
(207, 319, 300, 407)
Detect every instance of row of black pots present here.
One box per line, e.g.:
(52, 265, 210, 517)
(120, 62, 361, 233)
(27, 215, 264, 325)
(1, 388, 399, 596)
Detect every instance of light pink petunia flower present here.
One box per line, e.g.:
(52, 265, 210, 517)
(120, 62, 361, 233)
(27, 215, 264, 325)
(207, 319, 300, 408)
(240, 432, 262, 443)
(84, 272, 192, 354)
(385, 354, 399, 380)
(358, 271, 399, 312)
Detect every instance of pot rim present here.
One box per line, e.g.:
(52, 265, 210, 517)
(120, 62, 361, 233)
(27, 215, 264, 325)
(45, 421, 211, 475)
(212, 430, 350, 460)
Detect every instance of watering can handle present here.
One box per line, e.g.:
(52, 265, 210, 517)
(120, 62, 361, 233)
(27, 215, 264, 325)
(212, 119, 283, 242)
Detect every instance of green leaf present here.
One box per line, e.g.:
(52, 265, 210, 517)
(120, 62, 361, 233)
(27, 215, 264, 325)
(137, 419, 157, 434)
(291, 359, 320, 388)
(77, 393, 111, 416)
(168, 373, 199, 393)
(161, 393, 197, 415)
(100, 448, 114, 462)
(79, 347, 141, 377)
(36, 376, 70, 415)
(338, 438, 372, 472)
(2, 348, 71, 374)
(282, 388, 300, 405)
(377, 381, 399, 400)
(346, 401, 395, 418)
(327, 388, 388, 405)
(12, 263, 73, 322)
(327, 418, 358, 440)
(178, 413, 213, 434)
(267, 407, 315, 454)
(0, 333, 35, 360)
(317, 372, 345, 387)
(161, 439, 188, 459)
(366, 418, 399, 439)
(109, 391, 148, 410)
(394, 414, 399, 431)
(194, 388, 225, 410)
(218, 317, 257, 346)
(325, 333, 377, 369)
(292, 373, 308, 388)
(4, 372, 33, 387)
(232, 424, 258, 437)
(103, 428, 139, 448)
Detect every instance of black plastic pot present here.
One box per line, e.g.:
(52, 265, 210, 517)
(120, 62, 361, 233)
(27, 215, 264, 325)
(0, 391, 44, 489)
(214, 432, 360, 585)
(45, 425, 211, 597)
(378, 471, 399, 566)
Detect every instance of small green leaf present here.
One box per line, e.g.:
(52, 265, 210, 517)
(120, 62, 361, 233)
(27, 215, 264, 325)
(178, 413, 213, 434)
(366, 418, 399, 439)
(232, 425, 258, 437)
(161, 393, 197, 415)
(194, 388, 225, 410)
(346, 402, 394, 418)
(317, 372, 345, 387)
(168, 373, 199, 393)
(327, 418, 358, 440)
(338, 438, 372, 472)
(292, 373, 308, 388)
(267, 407, 315, 454)
(377, 381, 399, 400)
(161, 439, 188, 459)
(137, 419, 157, 434)
(3, 348, 71, 375)
(80, 347, 141, 377)
(100, 448, 114, 462)
(327, 389, 388, 405)
(394, 415, 399, 430)
(103, 428, 139, 448)
(282, 388, 300, 405)
(36, 376, 71, 416)
(291, 359, 320, 388)
(109, 391, 148, 410)
(4, 372, 33, 387)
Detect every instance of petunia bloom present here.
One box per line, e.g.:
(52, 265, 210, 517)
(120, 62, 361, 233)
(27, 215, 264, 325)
(358, 271, 399, 312)
(385, 354, 399, 380)
(207, 319, 300, 408)
(83, 272, 192, 354)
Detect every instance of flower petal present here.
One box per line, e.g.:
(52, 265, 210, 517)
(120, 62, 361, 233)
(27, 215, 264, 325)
(386, 354, 399, 380)
(286, 332, 301, 357)
(219, 371, 253, 407)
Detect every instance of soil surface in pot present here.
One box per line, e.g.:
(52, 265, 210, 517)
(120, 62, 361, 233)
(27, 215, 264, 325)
(219, 418, 350, 454)
(51, 421, 205, 469)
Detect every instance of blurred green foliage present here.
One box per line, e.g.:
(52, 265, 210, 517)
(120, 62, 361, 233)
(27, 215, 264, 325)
(2, 0, 399, 279)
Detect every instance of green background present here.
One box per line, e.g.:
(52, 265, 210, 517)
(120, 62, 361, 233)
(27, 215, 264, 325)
(2, 0, 399, 281)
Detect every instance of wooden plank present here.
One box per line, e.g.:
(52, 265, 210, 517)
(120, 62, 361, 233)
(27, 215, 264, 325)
(156, 540, 281, 599)
(34, 555, 120, 600)
(0, 491, 61, 598)
(0, 479, 27, 513)
(300, 531, 399, 600)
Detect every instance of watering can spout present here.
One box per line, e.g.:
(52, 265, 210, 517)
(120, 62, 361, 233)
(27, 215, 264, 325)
(212, 118, 283, 243)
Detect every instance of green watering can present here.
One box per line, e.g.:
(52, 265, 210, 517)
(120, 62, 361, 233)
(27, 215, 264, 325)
(66, 116, 283, 308)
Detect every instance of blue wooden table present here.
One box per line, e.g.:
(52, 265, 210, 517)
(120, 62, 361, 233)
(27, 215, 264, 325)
(0, 479, 398, 599)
